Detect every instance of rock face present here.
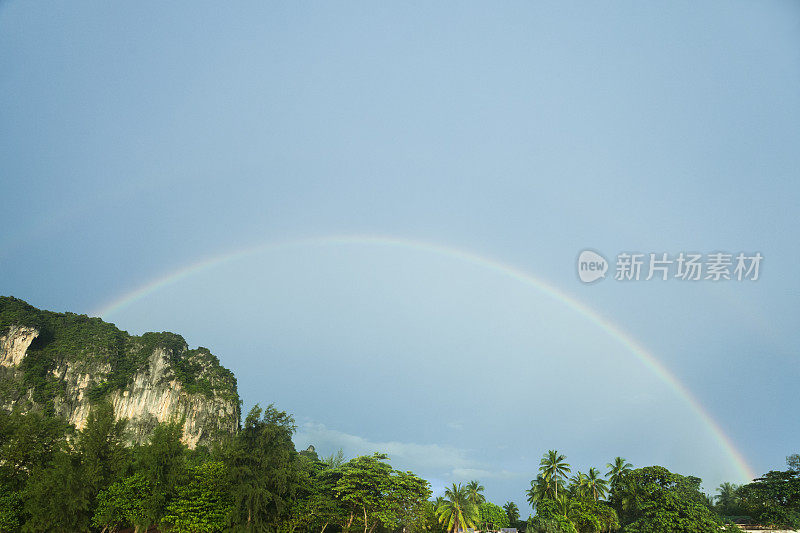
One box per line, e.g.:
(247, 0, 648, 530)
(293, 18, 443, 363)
(0, 325, 38, 367)
(0, 297, 240, 448)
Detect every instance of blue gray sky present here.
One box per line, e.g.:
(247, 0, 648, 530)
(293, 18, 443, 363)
(1, 1, 799, 507)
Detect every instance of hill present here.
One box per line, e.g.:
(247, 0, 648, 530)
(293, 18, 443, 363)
(0, 296, 240, 447)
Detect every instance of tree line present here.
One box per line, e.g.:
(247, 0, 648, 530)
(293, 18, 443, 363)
(0, 403, 432, 533)
(498, 449, 800, 533)
(1, 403, 797, 533)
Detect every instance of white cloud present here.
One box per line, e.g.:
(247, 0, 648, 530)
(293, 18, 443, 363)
(451, 468, 521, 480)
(294, 421, 516, 482)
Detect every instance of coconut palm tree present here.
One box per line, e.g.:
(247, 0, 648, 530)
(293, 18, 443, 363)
(466, 480, 486, 506)
(539, 450, 571, 500)
(555, 494, 578, 520)
(715, 482, 741, 515)
(526, 475, 549, 509)
(436, 483, 479, 533)
(584, 468, 609, 501)
(568, 472, 587, 499)
(502, 501, 519, 525)
(605, 457, 632, 487)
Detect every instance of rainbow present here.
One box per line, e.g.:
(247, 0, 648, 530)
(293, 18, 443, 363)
(93, 234, 755, 482)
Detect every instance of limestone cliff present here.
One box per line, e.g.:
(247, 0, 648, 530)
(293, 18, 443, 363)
(0, 296, 240, 448)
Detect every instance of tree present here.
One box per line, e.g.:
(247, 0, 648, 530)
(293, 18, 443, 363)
(335, 453, 393, 533)
(391, 470, 433, 531)
(0, 409, 71, 531)
(224, 404, 302, 530)
(323, 449, 346, 469)
(531, 496, 618, 533)
(334, 453, 430, 533)
(136, 419, 189, 528)
(77, 402, 129, 518)
(611, 466, 723, 532)
(162, 461, 234, 533)
(407, 500, 447, 533)
(737, 468, 800, 529)
(467, 480, 486, 506)
(0, 409, 70, 490)
(93, 473, 154, 533)
(539, 451, 571, 501)
(568, 473, 587, 501)
(584, 469, 608, 502)
(528, 499, 577, 533)
(503, 501, 520, 525)
(436, 483, 478, 533)
(715, 482, 742, 517)
(605, 458, 632, 490)
(285, 457, 347, 533)
(528, 475, 561, 510)
(22, 446, 92, 533)
(478, 502, 509, 531)
(309, 466, 348, 533)
(787, 454, 800, 473)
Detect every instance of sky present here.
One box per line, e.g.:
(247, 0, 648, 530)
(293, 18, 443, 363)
(1, 0, 799, 508)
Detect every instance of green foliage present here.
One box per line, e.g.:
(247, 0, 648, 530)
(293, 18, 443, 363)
(1, 296, 127, 409)
(436, 483, 479, 533)
(503, 501, 520, 524)
(162, 461, 234, 533)
(539, 451, 571, 501)
(0, 297, 239, 411)
(334, 452, 431, 533)
(788, 454, 800, 472)
(93, 473, 154, 532)
(528, 514, 578, 533)
(0, 408, 70, 491)
(532, 496, 617, 533)
(714, 482, 743, 517)
(0, 487, 21, 533)
(406, 499, 447, 533)
(322, 448, 346, 469)
(528, 475, 562, 510)
(583, 468, 609, 502)
(286, 456, 348, 533)
(22, 447, 92, 533)
(137, 420, 190, 527)
(467, 480, 486, 506)
(737, 468, 800, 529)
(12, 403, 130, 532)
(611, 466, 723, 533)
(478, 501, 510, 530)
(223, 404, 302, 530)
(568, 500, 618, 533)
(606, 457, 633, 490)
(77, 402, 130, 506)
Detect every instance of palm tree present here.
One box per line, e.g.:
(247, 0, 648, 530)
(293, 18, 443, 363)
(555, 494, 578, 520)
(436, 483, 479, 533)
(539, 450, 571, 500)
(584, 468, 609, 501)
(715, 482, 741, 515)
(568, 472, 587, 500)
(605, 457, 632, 487)
(466, 480, 486, 506)
(503, 501, 519, 525)
(435, 496, 447, 511)
(526, 475, 549, 509)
